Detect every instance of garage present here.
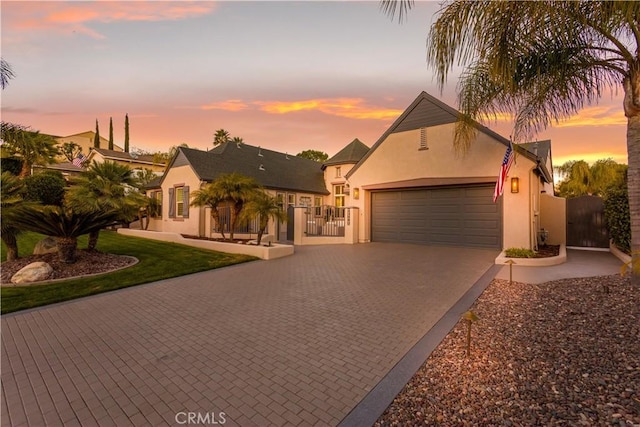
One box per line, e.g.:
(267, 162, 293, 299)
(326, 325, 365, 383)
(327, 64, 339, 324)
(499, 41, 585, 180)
(371, 185, 502, 249)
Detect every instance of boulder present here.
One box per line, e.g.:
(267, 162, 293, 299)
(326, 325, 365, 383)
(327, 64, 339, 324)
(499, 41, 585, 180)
(11, 262, 53, 284)
(33, 237, 58, 255)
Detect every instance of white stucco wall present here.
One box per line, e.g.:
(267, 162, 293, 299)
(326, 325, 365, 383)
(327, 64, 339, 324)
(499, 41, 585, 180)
(153, 164, 203, 236)
(347, 124, 539, 249)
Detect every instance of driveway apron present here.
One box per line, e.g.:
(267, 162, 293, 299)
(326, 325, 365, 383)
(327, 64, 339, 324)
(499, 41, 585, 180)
(1, 243, 497, 426)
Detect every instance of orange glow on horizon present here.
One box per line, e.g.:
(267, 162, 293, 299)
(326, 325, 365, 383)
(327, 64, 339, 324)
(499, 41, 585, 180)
(256, 98, 403, 120)
(201, 100, 249, 112)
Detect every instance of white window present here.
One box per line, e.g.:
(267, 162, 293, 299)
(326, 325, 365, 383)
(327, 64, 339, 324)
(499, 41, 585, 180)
(176, 186, 184, 216)
(335, 166, 342, 178)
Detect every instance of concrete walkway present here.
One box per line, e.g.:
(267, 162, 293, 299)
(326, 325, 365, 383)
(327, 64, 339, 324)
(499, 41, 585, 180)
(495, 248, 624, 284)
(1, 244, 497, 427)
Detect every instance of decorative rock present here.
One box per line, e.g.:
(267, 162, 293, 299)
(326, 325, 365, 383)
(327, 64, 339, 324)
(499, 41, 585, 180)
(33, 237, 58, 255)
(11, 262, 53, 284)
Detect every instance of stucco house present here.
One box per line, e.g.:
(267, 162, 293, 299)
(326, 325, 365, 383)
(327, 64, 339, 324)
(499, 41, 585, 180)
(146, 142, 333, 240)
(85, 148, 166, 174)
(345, 91, 563, 250)
(145, 92, 563, 251)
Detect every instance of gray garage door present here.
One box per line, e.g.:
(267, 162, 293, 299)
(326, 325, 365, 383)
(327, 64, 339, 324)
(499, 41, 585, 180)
(371, 185, 502, 248)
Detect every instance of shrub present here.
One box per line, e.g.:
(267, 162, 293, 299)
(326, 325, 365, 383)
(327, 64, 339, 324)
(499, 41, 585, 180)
(23, 171, 66, 206)
(604, 187, 630, 254)
(0, 157, 22, 176)
(505, 247, 537, 258)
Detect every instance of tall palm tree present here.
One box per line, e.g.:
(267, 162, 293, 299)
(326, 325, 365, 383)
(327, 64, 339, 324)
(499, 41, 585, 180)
(0, 125, 59, 177)
(0, 172, 37, 261)
(213, 129, 230, 146)
(240, 191, 287, 245)
(384, 0, 640, 282)
(66, 161, 145, 250)
(14, 206, 118, 263)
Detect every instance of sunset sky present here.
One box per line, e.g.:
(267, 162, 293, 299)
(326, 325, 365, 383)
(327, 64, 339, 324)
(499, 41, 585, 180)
(1, 1, 628, 167)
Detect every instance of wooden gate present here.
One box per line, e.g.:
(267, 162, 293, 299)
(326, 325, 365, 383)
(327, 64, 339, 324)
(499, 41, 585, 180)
(566, 195, 609, 248)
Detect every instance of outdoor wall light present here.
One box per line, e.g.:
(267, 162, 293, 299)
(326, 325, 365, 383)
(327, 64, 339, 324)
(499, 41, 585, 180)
(353, 188, 360, 200)
(511, 177, 519, 193)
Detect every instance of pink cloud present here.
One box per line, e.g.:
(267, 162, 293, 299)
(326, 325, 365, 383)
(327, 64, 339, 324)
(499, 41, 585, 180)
(4, 1, 218, 39)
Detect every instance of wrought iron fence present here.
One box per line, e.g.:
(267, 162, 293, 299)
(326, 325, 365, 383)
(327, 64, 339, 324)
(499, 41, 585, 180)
(213, 206, 263, 234)
(304, 205, 348, 237)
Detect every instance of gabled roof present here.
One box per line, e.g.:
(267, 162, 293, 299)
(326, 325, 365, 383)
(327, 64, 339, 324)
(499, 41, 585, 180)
(520, 140, 553, 183)
(165, 142, 329, 195)
(324, 138, 370, 167)
(346, 91, 552, 183)
(89, 148, 165, 166)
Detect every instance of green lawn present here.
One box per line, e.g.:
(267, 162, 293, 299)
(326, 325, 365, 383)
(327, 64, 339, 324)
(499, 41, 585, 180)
(1, 231, 258, 314)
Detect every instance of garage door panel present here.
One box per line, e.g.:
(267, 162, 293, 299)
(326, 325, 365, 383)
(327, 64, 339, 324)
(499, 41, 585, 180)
(371, 186, 501, 249)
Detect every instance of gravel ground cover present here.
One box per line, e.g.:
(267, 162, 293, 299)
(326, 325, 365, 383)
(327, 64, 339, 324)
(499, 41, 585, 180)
(377, 275, 640, 426)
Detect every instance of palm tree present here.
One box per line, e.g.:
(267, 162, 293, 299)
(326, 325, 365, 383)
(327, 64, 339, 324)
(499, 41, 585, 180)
(384, 0, 640, 282)
(66, 161, 145, 250)
(240, 191, 287, 245)
(213, 129, 230, 146)
(0, 125, 59, 177)
(190, 184, 227, 239)
(191, 173, 260, 240)
(0, 172, 37, 261)
(14, 206, 118, 263)
(231, 136, 244, 145)
(1, 58, 15, 89)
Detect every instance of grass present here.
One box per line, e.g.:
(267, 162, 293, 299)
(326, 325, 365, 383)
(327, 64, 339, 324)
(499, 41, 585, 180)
(1, 231, 258, 314)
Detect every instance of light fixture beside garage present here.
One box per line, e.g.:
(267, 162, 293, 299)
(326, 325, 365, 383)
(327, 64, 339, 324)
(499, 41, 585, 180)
(353, 188, 360, 200)
(511, 177, 519, 193)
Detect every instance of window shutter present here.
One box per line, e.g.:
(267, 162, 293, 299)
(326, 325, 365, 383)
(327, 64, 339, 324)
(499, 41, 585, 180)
(168, 187, 175, 218)
(183, 186, 190, 218)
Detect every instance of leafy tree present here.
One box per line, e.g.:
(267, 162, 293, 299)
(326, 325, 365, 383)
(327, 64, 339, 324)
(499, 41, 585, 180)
(108, 117, 114, 150)
(213, 129, 230, 146)
(0, 124, 59, 177)
(66, 161, 145, 250)
(1, 58, 15, 90)
(134, 168, 159, 189)
(297, 149, 329, 163)
(124, 113, 130, 153)
(24, 171, 66, 206)
(94, 119, 100, 148)
(557, 159, 627, 198)
(240, 191, 286, 245)
(384, 0, 640, 282)
(14, 206, 118, 263)
(60, 141, 83, 162)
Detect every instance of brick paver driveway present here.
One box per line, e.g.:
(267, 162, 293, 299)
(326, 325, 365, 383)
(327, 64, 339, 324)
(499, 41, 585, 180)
(2, 243, 497, 426)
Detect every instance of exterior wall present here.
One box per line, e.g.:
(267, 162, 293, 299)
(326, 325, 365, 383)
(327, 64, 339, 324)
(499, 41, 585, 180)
(348, 124, 537, 249)
(323, 163, 356, 205)
(540, 194, 567, 245)
(154, 164, 202, 236)
(293, 207, 359, 245)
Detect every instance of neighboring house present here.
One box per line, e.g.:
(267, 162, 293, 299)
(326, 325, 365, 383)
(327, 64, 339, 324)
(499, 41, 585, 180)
(53, 131, 122, 160)
(146, 142, 331, 240)
(345, 91, 562, 250)
(85, 148, 166, 174)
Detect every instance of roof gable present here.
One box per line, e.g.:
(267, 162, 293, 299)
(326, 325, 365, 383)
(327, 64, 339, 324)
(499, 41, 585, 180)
(168, 143, 329, 195)
(324, 138, 370, 166)
(347, 92, 516, 179)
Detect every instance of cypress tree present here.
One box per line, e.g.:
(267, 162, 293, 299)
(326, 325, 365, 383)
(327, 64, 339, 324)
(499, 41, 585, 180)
(124, 113, 130, 153)
(94, 119, 100, 148)
(108, 117, 114, 150)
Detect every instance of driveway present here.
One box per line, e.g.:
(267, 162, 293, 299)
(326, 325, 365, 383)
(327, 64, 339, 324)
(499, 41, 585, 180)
(1, 244, 497, 426)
